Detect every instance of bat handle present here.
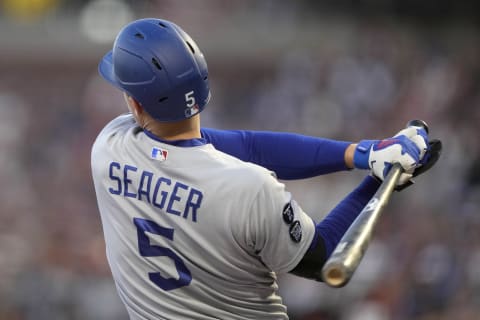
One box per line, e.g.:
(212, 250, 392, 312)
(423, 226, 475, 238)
(406, 119, 429, 134)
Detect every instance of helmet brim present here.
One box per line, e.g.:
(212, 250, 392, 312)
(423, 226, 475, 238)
(98, 51, 122, 89)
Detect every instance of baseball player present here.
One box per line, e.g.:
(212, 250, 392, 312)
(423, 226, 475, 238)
(91, 18, 437, 319)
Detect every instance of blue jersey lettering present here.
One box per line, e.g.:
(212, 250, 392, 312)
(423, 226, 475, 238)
(166, 182, 189, 216)
(184, 188, 203, 222)
(138, 170, 154, 203)
(153, 177, 171, 209)
(108, 161, 203, 222)
(109, 162, 122, 195)
(124, 165, 138, 198)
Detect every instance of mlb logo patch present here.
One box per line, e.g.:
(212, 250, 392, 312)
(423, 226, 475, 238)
(151, 147, 168, 162)
(185, 104, 200, 118)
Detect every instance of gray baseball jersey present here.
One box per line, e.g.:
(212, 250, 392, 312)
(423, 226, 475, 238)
(91, 114, 315, 319)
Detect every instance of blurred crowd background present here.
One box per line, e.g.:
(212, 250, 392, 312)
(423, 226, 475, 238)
(0, 0, 479, 319)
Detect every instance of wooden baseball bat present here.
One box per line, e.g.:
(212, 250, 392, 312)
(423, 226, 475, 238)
(321, 120, 428, 288)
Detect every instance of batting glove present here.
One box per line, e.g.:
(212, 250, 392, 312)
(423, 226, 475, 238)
(393, 126, 428, 164)
(354, 134, 425, 186)
(395, 138, 442, 191)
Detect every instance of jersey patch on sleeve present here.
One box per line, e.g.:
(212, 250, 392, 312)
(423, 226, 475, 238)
(289, 220, 302, 243)
(283, 202, 302, 243)
(282, 202, 294, 224)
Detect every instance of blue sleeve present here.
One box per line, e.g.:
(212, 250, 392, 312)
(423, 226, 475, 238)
(313, 175, 381, 258)
(201, 128, 352, 180)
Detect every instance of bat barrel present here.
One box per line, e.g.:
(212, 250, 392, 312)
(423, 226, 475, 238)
(321, 164, 404, 287)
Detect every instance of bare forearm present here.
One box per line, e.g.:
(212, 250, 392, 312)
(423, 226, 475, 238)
(344, 143, 357, 169)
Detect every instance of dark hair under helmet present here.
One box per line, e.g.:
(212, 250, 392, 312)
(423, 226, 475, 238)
(98, 18, 210, 122)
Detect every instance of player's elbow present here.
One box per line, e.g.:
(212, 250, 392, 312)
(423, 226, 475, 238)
(289, 235, 327, 282)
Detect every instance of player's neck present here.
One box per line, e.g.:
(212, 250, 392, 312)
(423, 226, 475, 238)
(144, 115, 201, 141)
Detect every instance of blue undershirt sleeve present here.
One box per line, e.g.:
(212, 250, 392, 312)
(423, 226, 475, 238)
(314, 175, 381, 258)
(201, 128, 352, 180)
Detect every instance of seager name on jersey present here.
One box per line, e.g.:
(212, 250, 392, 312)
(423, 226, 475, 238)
(108, 161, 203, 222)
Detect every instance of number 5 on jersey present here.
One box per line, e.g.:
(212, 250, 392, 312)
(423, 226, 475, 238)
(134, 218, 192, 291)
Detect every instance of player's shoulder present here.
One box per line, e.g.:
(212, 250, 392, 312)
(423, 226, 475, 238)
(93, 113, 137, 145)
(91, 113, 138, 159)
(209, 149, 278, 187)
(98, 113, 137, 137)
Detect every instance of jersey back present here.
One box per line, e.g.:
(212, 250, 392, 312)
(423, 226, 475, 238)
(91, 114, 315, 319)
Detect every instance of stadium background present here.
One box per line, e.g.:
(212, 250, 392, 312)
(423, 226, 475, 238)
(0, 0, 479, 319)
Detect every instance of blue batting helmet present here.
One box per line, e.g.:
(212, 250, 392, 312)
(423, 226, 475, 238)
(98, 18, 210, 122)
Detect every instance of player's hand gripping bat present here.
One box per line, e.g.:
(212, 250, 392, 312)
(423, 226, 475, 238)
(321, 120, 437, 288)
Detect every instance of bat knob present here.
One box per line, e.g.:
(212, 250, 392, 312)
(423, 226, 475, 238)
(407, 119, 429, 134)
